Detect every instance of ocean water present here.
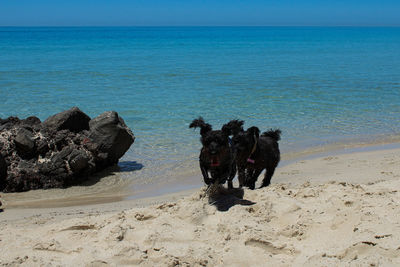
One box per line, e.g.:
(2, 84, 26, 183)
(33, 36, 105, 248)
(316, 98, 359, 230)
(1, 27, 400, 199)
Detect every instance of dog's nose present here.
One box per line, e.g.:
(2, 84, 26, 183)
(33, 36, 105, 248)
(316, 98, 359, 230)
(209, 142, 218, 154)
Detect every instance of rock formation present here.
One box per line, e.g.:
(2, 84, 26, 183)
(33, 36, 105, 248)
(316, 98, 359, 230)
(0, 107, 134, 192)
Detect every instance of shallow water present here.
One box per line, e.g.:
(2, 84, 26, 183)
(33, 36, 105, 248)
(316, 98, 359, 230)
(1, 27, 400, 206)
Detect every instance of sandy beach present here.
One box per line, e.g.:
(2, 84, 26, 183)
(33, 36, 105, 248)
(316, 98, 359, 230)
(1, 145, 400, 266)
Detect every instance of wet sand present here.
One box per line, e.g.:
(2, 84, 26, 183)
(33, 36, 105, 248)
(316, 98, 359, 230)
(3, 140, 400, 209)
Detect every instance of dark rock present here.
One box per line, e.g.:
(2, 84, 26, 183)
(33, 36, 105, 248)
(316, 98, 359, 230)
(0, 108, 134, 192)
(14, 128, 36, 158)
(68, 150, 90, 174)
(51, 146, 73, 163)
(0, 117, 21, 131)
(0, 116, 20, 125)
(37, 139, 50, 156)
(42, 107, 91, 133)
(53, 130, 72, 150)
(0, 116, 41, 132)
(22, 116, 41, 125)
(89, 111, 135, 165)
(0, 154, 7, 191)
(21, 116, 42, 131)
(3, 160, 42, 192)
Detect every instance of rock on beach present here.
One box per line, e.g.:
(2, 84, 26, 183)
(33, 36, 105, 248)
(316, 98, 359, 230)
(0, 107, 135, 192)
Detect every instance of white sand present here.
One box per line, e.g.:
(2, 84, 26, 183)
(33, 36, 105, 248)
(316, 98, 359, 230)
(1, 146, 400, 266)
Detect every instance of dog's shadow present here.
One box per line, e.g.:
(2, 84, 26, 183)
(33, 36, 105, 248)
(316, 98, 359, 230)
(208, 186, 255, 212)
(118, 161, 144, 172)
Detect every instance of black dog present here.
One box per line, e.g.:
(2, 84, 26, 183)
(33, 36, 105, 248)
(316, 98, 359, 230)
(225, 121, 281, 189)
(189, 117, 237, 189)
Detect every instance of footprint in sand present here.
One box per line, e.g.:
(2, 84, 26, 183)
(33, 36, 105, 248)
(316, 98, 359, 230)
(86, 260, 109, 267)
(323, 157, 339, 161)
(62, 225, 96, 231)
(281, 170, 301, 175)
(134, 213, 155, 221)
(245, 238, 298, 255)
(33, 240, 70, 254)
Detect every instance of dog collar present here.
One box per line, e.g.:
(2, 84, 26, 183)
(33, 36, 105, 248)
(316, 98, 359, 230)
(247, 134, 258, 164)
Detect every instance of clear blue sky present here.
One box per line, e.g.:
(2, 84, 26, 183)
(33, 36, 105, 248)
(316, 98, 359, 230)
(1, 0, 399, 26)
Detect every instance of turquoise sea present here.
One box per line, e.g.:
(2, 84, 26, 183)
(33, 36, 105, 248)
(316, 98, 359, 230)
(1, 27, 400, 200)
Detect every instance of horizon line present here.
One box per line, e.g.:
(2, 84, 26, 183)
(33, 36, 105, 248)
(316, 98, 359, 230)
(1, 25, 400, 28)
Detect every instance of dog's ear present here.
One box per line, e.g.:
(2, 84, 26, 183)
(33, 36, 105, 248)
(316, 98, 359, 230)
(189, 117, 212, 136)
(262, 129, 282, 141)
(222, 120, 244, 136)
(247, 126, 260, 139)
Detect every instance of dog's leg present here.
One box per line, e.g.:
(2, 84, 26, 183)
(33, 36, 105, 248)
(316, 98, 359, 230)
(227, 180, 233, 189)
(248, 168, 263, 190)
(227, 163, 236, 189)
(200, 164, 212, 185)
(260, 165, 276, 188)
(248, 180, 256, 190)
(244, 168, 254, 186)
(237, 166, 246, 188)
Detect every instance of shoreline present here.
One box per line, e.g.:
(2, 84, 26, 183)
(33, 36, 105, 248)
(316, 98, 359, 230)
(280, 133, 400, 162)
(2, 139, 400, 211)
(1, 140, 400, 217)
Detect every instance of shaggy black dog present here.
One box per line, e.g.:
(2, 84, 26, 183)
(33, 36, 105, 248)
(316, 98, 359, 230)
(225, 121, 281, 189)
(189, 117, 237, 189)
